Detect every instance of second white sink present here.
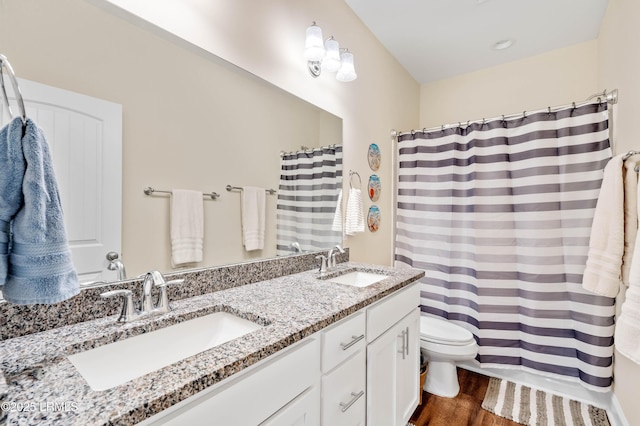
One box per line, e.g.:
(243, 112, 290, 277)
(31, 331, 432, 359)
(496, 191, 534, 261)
(69, 311, 263, 391)
(329, 271, 388, 287)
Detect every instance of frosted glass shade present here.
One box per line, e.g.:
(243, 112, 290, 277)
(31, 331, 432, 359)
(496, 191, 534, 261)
(322, 37, 341, 72)
(305, 24, 325, 62)
(336, 51, 357, 82)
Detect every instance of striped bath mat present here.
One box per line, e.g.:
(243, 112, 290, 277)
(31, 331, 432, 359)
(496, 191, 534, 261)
(481, 378, 610, 426)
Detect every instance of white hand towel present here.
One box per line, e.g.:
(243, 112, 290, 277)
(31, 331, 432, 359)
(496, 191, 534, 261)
(615, 179, 640, 365)
(582, 155, 625, 297)
(345, 188, 365, 235)
(241, 186, 266, 251)
(170, 189, 204, 267)
(332, 189, 343, 232)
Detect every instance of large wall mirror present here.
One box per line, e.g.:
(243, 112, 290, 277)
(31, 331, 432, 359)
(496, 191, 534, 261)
(0, 0, 343, 285)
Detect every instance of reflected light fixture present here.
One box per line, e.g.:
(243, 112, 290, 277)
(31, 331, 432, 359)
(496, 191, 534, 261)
(305, 22, 357, 82)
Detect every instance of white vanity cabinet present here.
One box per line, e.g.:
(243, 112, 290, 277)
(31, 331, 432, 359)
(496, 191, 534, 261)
(140, 281, 420, 426)
(366, 283, 421, 426)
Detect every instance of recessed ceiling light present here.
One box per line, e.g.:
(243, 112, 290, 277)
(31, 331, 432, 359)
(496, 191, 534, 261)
(492, 39, 514, 50)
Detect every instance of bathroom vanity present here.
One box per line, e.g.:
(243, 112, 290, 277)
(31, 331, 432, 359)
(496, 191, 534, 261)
(0, 253, 423, 425)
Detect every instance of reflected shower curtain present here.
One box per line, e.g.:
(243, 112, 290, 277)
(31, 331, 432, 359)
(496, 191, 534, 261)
(277, 145, 343, 255)
(395, 102, 615, 390)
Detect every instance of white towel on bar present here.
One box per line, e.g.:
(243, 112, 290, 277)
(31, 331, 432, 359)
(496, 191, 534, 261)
(582, 154, 626, 297)
(345, 188, 365, 235)
(170, 189, 204, 267)
(332, 189, 343, 233)
(241, 186, 266, 251)
(615, 176, 640, 365)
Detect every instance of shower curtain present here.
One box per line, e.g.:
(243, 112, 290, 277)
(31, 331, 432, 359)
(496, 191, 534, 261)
(395, 102, 615, 390)
(277, 145, 343, 255)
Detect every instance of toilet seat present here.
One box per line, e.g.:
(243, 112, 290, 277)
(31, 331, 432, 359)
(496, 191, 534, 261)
(420, 316, 475, 346)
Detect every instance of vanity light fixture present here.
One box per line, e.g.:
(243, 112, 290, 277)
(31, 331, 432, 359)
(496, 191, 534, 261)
(305, 22, 357, 81)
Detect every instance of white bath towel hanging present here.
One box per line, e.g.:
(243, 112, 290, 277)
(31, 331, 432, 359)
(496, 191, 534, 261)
(622, 157, 640, 284)
(614, 176, 640, 365)
(170, 189, 204, 267)
(241, 186, 266, 251)
(345, 187, 365, 235)
(582, 154, 626, 297)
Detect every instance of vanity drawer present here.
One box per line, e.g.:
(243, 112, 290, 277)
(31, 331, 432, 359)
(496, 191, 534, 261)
(321, 350, 366, 426)
(366, 282, 420, 342)
(321, 311, 366, 373)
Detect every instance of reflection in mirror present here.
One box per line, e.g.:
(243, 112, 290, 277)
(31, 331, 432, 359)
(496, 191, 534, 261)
(277, 145, 343, 255)
(0, 0, 344, 284)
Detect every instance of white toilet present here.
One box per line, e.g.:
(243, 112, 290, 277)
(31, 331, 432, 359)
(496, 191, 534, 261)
(419, 315, 478, 398)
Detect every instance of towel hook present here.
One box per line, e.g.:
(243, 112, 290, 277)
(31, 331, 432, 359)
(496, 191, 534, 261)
(349, 170, 362, 189)
(0, 54, 27, 126)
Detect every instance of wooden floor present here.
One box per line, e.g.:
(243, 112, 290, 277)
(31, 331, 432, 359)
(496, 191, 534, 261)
(409, 368, 521, 426)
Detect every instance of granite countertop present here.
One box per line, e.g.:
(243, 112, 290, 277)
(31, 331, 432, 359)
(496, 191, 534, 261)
(0, 262, 423, 425)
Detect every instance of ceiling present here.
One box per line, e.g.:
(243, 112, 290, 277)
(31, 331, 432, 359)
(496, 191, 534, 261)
(344, 0, 609, 84)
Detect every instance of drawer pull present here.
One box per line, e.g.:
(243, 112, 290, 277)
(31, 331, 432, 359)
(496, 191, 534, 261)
(339, 390, 365, 413)
(340, 334, 365, 351)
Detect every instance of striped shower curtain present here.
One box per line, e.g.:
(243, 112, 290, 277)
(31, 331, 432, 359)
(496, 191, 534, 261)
(395, 102, 615, 390)
(277, 145, 343, 255)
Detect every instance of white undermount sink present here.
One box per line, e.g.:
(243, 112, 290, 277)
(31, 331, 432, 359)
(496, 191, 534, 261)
(328, 271, 388, 288)
(68, 312, 263, 391)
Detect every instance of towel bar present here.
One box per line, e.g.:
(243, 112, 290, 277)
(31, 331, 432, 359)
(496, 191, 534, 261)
(143, 187, 220, 200)
(226, 185, 276, 195)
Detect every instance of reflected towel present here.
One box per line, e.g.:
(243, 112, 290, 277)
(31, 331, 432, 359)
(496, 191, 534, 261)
(2, 118, 79, 305)
(171, 189, 204, 267)
(241, 186, 265, 251)
(345, 188, 365, 235)
(582, 154, 625, 297)
(0, 117, 26, 285)
(331, 189, 343, 233)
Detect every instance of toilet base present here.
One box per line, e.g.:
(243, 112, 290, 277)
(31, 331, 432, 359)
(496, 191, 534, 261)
(423, 359, 460, 398)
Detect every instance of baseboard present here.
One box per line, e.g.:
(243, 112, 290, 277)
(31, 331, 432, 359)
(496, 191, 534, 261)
(458, 362, 629, 426)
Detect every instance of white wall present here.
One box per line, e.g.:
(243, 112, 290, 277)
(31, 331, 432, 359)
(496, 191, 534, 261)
(419, 40, 599, 128)
(598, 0, 640, 423)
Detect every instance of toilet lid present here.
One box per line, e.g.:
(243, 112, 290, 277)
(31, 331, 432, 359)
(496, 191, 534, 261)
(420, 316, 475, 346)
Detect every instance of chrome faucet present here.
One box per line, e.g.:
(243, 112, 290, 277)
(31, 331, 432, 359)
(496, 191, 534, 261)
(327, 244, 345, 269)
(106, 252, 127, 281)
(141, 270, 165, 314)
(289, 242, 302, 253)
(101, 270, 184, 323)
(315, 254, 329, 276)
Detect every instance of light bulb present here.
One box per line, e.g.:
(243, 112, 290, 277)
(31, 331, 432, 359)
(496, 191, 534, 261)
(336, 50, 357, 82)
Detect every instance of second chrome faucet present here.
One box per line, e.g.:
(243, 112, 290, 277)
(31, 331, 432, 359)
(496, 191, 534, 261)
(101, 270, 184, 323)
(316, 245, 345, 276)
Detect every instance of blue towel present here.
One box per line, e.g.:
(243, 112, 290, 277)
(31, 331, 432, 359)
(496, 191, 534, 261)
(0, 117, 26, 285)
(1, 118, 79, 304)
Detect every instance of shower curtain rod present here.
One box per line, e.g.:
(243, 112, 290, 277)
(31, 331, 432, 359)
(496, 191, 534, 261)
(279, 143, 338, 157)
(393, 88, 618, 138)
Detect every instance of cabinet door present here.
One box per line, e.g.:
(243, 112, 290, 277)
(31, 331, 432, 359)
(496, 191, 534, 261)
(395, 309, 420, 425)
(366, 319, 403, 426)
(366, 308, 420, 426)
